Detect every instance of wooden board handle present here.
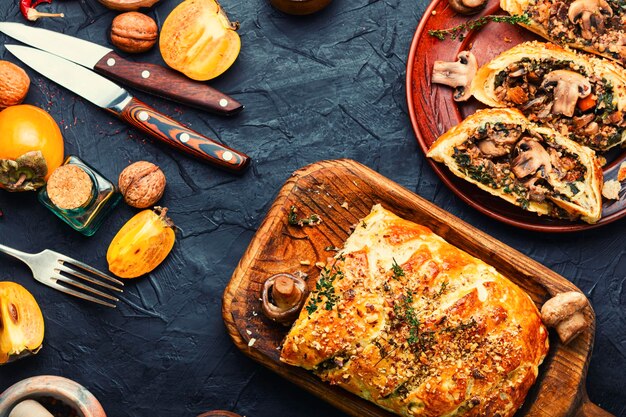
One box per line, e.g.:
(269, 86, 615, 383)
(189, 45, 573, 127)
(576, 399, 615, 417)
(95, 52, 243, 116)
(115, 97, 250, 173)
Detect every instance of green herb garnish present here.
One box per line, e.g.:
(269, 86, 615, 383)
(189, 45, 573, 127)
(434, 281, 448, 298)
(391, 258, 405, 280)
(517, 197, 530, 210)
(428, 14, 531, 41)
(305, 263, 344, 315)
(288, 206, 322, 227)
(443, 317, 477, 333)
(394, 290, 421, 346)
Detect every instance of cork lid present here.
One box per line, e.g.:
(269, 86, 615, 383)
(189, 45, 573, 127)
(47, 165, 93, 210)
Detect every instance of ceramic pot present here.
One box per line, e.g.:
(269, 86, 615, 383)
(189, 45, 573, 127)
(0, 376, 106, 417)
(270, 0, 332, 15)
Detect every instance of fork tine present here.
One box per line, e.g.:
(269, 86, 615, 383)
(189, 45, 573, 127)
(58, 258, 124, 286)
(56, 264, 123, 293)
(47, 280, 117, 308)
(52, 273, 120, 302)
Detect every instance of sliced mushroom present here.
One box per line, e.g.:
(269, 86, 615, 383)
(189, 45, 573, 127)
(521, 96, 547, 111)
(573, 113, 595, 129)
(261, 273, 307, 325)
(508, 66, 527, 78)
(432, 51, 478, 102)
(476, 128, 520, 157)
(524, 177, 549, 202)
(583, 121, 600, 135)
(478, 140, 508, 157)
(511, 138, 552, 179)
(541, 70, 591, 117)
(448, 0, 487, 15)
(568, 0, 613, 39)
(548, 148, 567, 179)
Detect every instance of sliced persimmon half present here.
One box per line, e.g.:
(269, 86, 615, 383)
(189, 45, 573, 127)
(0, 281, 45, 364)
(160, 0, 241, 81)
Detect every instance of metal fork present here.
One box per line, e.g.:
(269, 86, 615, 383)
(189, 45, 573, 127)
(0, 243, 123, 308)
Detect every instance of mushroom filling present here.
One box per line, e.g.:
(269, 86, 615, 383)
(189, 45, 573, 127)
(452, 122, 587, 217)
(525, 0, 625, 63)
(493, 57, 625, 150)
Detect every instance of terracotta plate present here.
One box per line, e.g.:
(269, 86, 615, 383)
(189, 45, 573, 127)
(406, 0, 626, 232)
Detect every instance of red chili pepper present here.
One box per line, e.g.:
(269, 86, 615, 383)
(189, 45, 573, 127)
(20, 0, 64, 21)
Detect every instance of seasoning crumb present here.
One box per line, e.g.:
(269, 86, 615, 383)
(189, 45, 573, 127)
(431, 10, 436, 15)
(248, 338, 256, 347)
(602, 180, 621, 200)
(300, 260, 311, 266)
(598, 156, 607, 167)
(341, 201, 349, 209)
(503, 37, 512, 43)
(246, 329, 252, 335)
(47, 165, 93, 210)
(315, 261, 326, 269)
(618, 162, 626, 182)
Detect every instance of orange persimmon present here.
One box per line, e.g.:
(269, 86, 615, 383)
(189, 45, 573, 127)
(0, 105, 64, 191)
(107, 207, 175, 278)
(0, 282, 45, 365)
(159, 0, 240, 81)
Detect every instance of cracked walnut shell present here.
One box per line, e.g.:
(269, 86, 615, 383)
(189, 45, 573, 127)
(0, 61, 30, 110)
(118, 161, 166, 208)
(110, 12, 158, 53)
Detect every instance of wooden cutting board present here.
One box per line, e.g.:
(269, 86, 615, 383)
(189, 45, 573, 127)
(222, 159, 611, 417)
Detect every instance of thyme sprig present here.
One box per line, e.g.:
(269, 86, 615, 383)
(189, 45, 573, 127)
(428, 14, 530, 41)
(288, 206, 322, 227)
(434, 281, 448, 298)
(394, 290, 421, 346)
(391, 258, 405, 280)
(305, 262, 345, 316)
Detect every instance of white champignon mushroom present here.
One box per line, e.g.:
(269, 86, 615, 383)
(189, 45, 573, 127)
(540, 291, 590, 344)
(448, 0, 488, 15)
(541, 70, 592, 117)
(511, 138, 553, 179)
(432, 51, 478, 102)
(568, 0, 614, 40)
(261, 273, 308, 325)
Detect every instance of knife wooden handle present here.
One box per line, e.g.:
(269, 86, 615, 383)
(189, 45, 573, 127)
(117, 97, 250, 173)
(94, 52, 243, 116)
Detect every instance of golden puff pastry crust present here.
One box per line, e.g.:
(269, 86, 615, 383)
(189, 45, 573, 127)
(500, 0, 626, 66)
(281, 204, 549, 417)
(471, 41, 626, 151)
(427, 108, 603, 223)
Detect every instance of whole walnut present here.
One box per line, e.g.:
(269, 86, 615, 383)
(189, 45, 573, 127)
(119, 161, 166, 208)
(110, 12, 158, 53)
(0, 61, 30, 110)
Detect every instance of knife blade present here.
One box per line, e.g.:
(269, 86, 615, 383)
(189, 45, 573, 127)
(0, 22, 244, 116)
(5, 45, 250, 173)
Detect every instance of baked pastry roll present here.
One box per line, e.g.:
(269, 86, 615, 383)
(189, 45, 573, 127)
(500, 0, 626, 66)
(472, 41, 626, 151)
(281, 204, 549, 417)
(427, 108, 603, 223)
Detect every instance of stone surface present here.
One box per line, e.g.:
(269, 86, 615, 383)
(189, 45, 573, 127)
(0, 0, 624, 416)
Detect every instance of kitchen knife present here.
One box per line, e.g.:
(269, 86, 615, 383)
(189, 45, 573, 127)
(0, 22, 243, 116)
(5, 45, 250, 173)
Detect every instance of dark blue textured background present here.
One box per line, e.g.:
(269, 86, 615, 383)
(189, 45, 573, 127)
(0, 0, 624, 416)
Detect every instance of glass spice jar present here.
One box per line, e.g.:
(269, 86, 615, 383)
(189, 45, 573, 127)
(38, 156, 121, 236)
